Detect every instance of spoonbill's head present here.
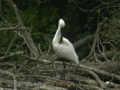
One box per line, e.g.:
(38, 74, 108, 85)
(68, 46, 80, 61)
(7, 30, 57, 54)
(58, 18, 66, 28)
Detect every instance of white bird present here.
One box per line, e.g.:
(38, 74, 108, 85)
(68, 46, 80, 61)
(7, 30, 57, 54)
(52, 18, 79, 64)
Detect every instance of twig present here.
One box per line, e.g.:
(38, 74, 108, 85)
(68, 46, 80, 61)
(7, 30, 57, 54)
(0, 78, 67, 90)
(78, 64, 120, 83)
(0, 25, 23, 31)
(7, 0, 40, 58)
(83, 23, 101, 61)
(0, 51, 24, 60)
(0, 69, 17, 90)
(73, 34, 94, 49)
(78, 84, 103, 90)
(82, 18, 108, 62)
(80, 68, 104, 88)
(90, 50, 116, 60)
(22, 55, 120, 83)
(71, 0, 89, 13)
(5, 34, 18, 55)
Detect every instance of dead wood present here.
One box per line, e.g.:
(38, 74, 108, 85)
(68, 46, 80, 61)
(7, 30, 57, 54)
(0, 69, 17, 90)
(23, 55, 120, 83)
(73, 34, 94, 49)
(0, 78, 67, 90)
(0, 54, 119, 90)
(89, 50, 115, 61)
(0, 25, 22, 31)
(7, 0, 40, 58)
(78, 64, 120, 83)
(0, 51, 24, 60)
(21, 55, 120, 88)
(0, 1, 119, 90)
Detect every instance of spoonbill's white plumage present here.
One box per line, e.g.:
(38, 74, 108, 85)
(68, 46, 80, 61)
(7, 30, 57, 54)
(52, 18, 79, 64)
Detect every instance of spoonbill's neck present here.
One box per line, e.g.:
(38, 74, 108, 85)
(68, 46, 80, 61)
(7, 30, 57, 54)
(53, 25, 62, 44)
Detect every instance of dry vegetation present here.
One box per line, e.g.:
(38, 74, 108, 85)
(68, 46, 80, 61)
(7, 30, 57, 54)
(0, 0, 120, 90)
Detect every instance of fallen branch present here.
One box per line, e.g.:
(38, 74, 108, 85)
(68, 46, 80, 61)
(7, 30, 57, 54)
(0, 78, 67, 90)
(78, 64, 120, 83)
(23, 55, 120, 85)
(80, 68, 104, 88)
(0, 25, 23, 31)
(0, 69, 17, 90)
(0, 51, 24, 60)
(78, 84, 103, 90)
(74, 34, 94, 49)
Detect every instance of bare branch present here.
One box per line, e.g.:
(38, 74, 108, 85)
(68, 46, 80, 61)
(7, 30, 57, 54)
(8, 0, 23, 26)
(0, 69, 17, 90)
(23, 55, 120, 83)
(0, 51, 24, 60)
(7, 0, 40, 58)
(74, 34, 94, 49)
(0, 25, 25, 31)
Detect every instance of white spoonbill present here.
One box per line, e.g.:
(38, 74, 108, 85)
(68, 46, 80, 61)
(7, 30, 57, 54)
(52, 18, 79, 64)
